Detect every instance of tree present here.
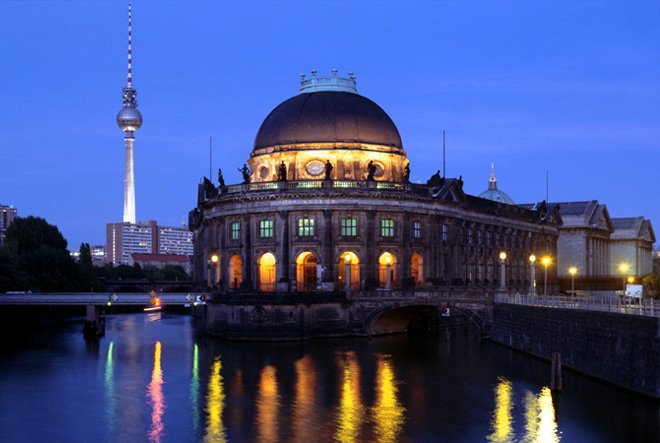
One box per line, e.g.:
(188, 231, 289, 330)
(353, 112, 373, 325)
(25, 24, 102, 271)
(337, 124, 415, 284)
(79, 242, 92, 266)
(0, 216, 78, 292)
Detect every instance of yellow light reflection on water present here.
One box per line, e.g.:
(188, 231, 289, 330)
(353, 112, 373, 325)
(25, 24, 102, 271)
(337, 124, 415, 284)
(537, 387, 560, 443)
(292, 355, 319, 443)
(256, 365, 280, 443)
(335, 351, 364, 443)
(204, 356, 227, 443)
(372, 355, 406, 443)
(147, 341, 166, 443)
(487, 377, 513, 443)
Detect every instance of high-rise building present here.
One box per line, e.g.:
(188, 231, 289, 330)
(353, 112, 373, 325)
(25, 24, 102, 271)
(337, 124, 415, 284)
(106, 221, 192, 265)
(0, 204, 17, 246)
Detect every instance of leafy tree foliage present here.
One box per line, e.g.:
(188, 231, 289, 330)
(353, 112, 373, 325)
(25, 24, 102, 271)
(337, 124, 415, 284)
(0, 216, 78, 292)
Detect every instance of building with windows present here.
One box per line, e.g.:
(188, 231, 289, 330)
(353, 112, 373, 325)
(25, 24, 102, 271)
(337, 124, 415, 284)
(0, 204, 17, 246)
(106, 220, 193, 265)
(190, 72, 562, 293)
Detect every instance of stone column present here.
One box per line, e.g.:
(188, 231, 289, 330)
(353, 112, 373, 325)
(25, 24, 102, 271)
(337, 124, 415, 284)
(321, 209, 335, 291)
(277, 210, 290, 292)
(365, 210, 377, 289)
(242, 214, 252, 290)
(401, 212, 412, 289)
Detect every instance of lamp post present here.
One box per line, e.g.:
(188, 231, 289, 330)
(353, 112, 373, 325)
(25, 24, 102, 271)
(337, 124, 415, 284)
(620, 264, 628, 296)
(209, 254, 219, 288)
(344, 254, 352, 291)
(542, 257, 550, 296)
(569, 267, 577, 297)
(529, 255, 536, 294)
(499, 252, 507, 291)
(385, 255, 392, 290)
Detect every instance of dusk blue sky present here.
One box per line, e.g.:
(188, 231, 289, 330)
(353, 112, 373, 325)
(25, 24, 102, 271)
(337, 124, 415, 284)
(1, 1, 658, 250)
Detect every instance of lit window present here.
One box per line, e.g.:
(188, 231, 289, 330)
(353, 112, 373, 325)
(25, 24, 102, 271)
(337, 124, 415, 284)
(259, 220, 273, 238)
(413, 221, 421, 239)
(298, 218, 314, 237)
(442, 224, 448, 241)
(381, 219, 394, 237)
(477, 230, 482, 245)
(231, 222, 240, 240)
(341, 218, 357, 236)
(468, 229, 473, 244)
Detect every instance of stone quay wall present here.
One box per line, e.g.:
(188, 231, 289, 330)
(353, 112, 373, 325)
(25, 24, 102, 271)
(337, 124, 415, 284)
(491, 303, 660, 398)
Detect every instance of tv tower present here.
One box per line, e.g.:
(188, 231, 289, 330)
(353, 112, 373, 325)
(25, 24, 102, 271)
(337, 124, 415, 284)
(116, 2, 142, 224)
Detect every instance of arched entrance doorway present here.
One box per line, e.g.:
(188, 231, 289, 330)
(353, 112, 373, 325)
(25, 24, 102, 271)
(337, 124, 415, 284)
(378, 252, 396, 289)
(411, 253, 423, 288)
(296, 252, 318, 291)
(338, 252, 360, 290)
(229, 255, 242, 289)
(258, 252, 276, 292)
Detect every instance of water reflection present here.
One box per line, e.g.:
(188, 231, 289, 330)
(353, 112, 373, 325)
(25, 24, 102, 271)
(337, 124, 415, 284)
(292, 354, 319, 443)
(335, 351, 365, 443)
(204, 356, 227, 443)
(256, 365, 280, 443)
(191, 343, 200, 434)
(372, 354, 406, 443)
(147, 341, 166, 443)
(489, 377, 561, 443)
(104, 342, 116, 436)
(488, 376, 514, 442)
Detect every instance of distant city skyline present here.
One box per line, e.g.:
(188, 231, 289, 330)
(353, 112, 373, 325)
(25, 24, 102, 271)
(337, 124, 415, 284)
(0, 1, 658, 249)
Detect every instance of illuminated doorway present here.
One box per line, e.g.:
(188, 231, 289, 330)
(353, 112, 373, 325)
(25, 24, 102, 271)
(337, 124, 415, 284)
(258, 252, 276, 292)
(296, 252, 318, 291)
(411, 253, 423, 288)
(378, 252, 396, 289)
(229, 255, 242, 289)
(338, 252, 360, 291)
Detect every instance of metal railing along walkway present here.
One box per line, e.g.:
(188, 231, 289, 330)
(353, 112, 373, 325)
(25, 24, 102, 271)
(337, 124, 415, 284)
(495, 293, 659, 317)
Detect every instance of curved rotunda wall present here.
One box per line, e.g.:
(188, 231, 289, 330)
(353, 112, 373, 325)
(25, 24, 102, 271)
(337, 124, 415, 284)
(248, 83, 408, 183)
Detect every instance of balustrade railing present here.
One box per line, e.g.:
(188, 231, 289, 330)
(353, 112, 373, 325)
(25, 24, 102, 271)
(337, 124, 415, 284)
(495, 293, 659, 317)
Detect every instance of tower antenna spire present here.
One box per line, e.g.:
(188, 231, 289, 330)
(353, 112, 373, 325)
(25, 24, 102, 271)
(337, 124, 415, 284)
(127, 2, 133, 88)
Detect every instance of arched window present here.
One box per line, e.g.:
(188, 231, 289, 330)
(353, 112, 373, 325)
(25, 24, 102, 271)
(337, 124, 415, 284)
(258, 252, 276, 292)
(411, 253, 423, 288)
(296, 252, 318, 291)
(229, 255, 242, 289)
(339, 252, 360, 291)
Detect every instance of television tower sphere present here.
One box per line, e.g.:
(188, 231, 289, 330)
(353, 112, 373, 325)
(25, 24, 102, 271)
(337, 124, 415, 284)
(117, 105, 142, 134)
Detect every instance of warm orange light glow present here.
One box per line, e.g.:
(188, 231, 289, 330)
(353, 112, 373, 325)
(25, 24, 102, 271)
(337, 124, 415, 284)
(569, 267, 577, 275)
(211, 254, 219, 263)
(256, 365, 280, 443)
(542, 257, 550, 265)
(620, 264, 628, 273)
(293, 355, 318, 442)
(628, 276, 634, 284)
(372, 355, 406, 443)
(499, 251, 507, 260)
(147, 342, 166, 443)
(529, 255, 536, 263)
(335, 352, 364, 443)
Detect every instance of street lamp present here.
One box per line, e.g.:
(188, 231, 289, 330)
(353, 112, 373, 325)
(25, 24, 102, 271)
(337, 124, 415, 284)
(499, 252, 507, 291)
(385, 255, 392, 290)
(529, 255, 536, 294)
(344, 253, 352, 291)
(542, 257, 550, 296)
(620, 264, 628, 296)
(209, 254, 219, 287)
(569, 267, 577, 297)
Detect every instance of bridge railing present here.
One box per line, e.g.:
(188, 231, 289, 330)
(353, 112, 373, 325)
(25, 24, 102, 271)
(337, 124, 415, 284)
(495, 293, 659, 318)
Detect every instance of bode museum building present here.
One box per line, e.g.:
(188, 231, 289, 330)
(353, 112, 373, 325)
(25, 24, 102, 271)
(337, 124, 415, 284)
(189, 72, 562, 294)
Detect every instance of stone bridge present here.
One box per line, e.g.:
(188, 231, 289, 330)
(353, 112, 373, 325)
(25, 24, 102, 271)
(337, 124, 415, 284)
(202, 289, 496, 340)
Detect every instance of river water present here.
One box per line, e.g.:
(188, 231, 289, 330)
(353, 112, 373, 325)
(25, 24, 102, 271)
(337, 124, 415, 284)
(0, 312, 657, 443)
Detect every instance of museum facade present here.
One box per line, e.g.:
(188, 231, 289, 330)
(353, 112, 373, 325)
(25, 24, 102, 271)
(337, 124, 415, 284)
(189, 73, 562, 293)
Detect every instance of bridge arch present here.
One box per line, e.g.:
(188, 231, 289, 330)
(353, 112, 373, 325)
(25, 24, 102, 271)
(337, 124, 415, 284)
(364, 301, 490, 336)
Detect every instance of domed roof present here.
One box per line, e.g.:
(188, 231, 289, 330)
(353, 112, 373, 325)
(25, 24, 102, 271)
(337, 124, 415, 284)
(478, 164, 514, 205)
(253, 75, 402, 150)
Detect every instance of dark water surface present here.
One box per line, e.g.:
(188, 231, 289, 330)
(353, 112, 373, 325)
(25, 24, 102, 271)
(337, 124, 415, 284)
(0, 312, 657, 442)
